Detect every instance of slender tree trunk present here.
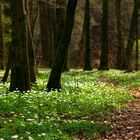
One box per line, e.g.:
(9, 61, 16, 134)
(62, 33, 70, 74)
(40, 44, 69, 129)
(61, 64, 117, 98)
(39, 1, 51, 67)
(47, 0, 56, 67)
(47, 0, 78, 91)
(83, 0, 92, 71)
(99, 0, 109, 70)
(56, 0, 66, 51)
(56, 0, 69, 71)
(125, 0, 138, 71)
(27, 0, 36, 83)
(78, 29, 84, 68)
(1, 43, 11, 83)
(0, 3, 4, 70)
(10, 0, 30, 92)
(115, 0, 126, 70)
(135, 6, 139, 71)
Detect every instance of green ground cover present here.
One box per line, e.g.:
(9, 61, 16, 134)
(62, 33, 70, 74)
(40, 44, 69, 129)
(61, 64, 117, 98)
(0, 70, 133, 139)
(98, 70, 140, 87)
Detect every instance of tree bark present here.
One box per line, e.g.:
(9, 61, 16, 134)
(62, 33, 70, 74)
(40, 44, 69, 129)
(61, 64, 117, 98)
(99, 0, 109, 70)
(125, 0, 138, 71)
(10, 0, 30, 92)
(135, 5, 139, 71)
(47, 0, 78, 91)
(78, 29, 84, 68)
(47, 0, 57, 67)
(1, 43, 11, 83)
(0, 3, 4, 70)
(56, 0, 66, 51)
(56, 0, 69, 71)
(39, 1, 51, 67)
(83, 0, 92, 71)
(115, 0, 126, 70)
(27, 0, 36, 83)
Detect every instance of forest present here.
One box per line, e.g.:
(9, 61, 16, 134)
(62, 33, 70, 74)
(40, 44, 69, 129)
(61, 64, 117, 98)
(0, 0, 140, 139)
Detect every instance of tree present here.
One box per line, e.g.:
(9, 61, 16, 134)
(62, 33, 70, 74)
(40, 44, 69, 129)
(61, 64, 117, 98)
(83, 0, 92, 71)
(47, 0, 57, 67)
(135, 1, 139, 71)
(115, 0, 126, 70)
(47, 0, 78, 91)
(0, 3, 4, 70)
(1, 43, 11, 83)
(78, 29, 84, 68)
(39, 0, 51, 67)
(55, 0, 66, 52)
(56, 0, 69, 71)
(125, 0, 138, 71)
(27, 0, 36, 83)
(1, 4, 11, 83)
(99, 0, 109, 70)
(9, 0, 30, 92)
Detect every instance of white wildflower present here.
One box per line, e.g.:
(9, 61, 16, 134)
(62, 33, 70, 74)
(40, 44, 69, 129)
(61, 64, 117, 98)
(26, 118, 34, 122)
(41, 133, 46, 136)
(28, 136, 34, 140)
(11, 135, 18, 139)
(37, 134, 41, 137)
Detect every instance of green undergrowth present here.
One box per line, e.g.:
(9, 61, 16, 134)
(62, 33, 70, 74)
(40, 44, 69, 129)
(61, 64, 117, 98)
(97, 70, 140, 87)
(0, 69, 133, 139)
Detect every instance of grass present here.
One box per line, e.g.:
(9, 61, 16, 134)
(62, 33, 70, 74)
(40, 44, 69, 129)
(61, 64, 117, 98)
(0, 69, 133, 140)
(97, 70, 140, 87)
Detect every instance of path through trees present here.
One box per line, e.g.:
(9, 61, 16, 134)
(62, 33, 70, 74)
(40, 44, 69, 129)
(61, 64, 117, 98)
(100, 80, 140, 139)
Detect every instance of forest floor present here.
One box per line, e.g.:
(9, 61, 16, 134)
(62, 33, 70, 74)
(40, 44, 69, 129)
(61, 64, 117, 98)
(0, 70, 140, 140)
(100, 78, 140, 140)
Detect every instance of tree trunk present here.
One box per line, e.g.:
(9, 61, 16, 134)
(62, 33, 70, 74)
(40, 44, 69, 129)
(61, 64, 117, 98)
(125, 0, 138, 71)
(56, 0, 66, 51)
(0, 3, 4, 70)
(47, 0, 57, 67)
(56, 0, 69, 71)
(83, 0, 92, 71)
(1, 43, 11, 83)
(78, 29, 84, 68)
(115, 0, 126, 70)
(99, 0, 109, 70)
(135, 5, 139, 71)
(27, 0, 36, 83)
(47, 0, 78, 91)
(10, 0, 30, 92)
(39, 1, 51, 67)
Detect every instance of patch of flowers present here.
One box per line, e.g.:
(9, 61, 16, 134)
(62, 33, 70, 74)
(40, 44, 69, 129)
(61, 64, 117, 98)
(0, 69, 133, 139)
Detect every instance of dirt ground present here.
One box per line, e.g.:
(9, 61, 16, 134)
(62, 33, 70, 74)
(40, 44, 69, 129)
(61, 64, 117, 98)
(99, 78, 140, 140)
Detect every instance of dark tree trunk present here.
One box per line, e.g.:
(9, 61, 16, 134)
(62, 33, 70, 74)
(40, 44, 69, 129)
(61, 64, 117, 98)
(0, 4, 4, 70)
(78, 24, 84, 68)
(125, 0, 138, 71)
(99, 0, 109, 70)
(56, 0, 66, 51)
(27, 23, 36, 84)
(56, 0, 69, 72)
(47, 0, 56, 67)
(1, 43, 11, 83)
(62, 55, 69, 72)
(115, 0, 126, 70)
(47, 0, 78, 91)
(39, 1, 51, 67)
(27, 0, 36, 83)
(83, 0, 92, 71)
(135, 5, 139, 71)
(10, 0, 30, 92)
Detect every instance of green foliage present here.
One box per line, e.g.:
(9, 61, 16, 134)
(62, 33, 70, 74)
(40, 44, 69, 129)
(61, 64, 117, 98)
(0, 70, 133, 139)
(99, 70, 140, 87)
